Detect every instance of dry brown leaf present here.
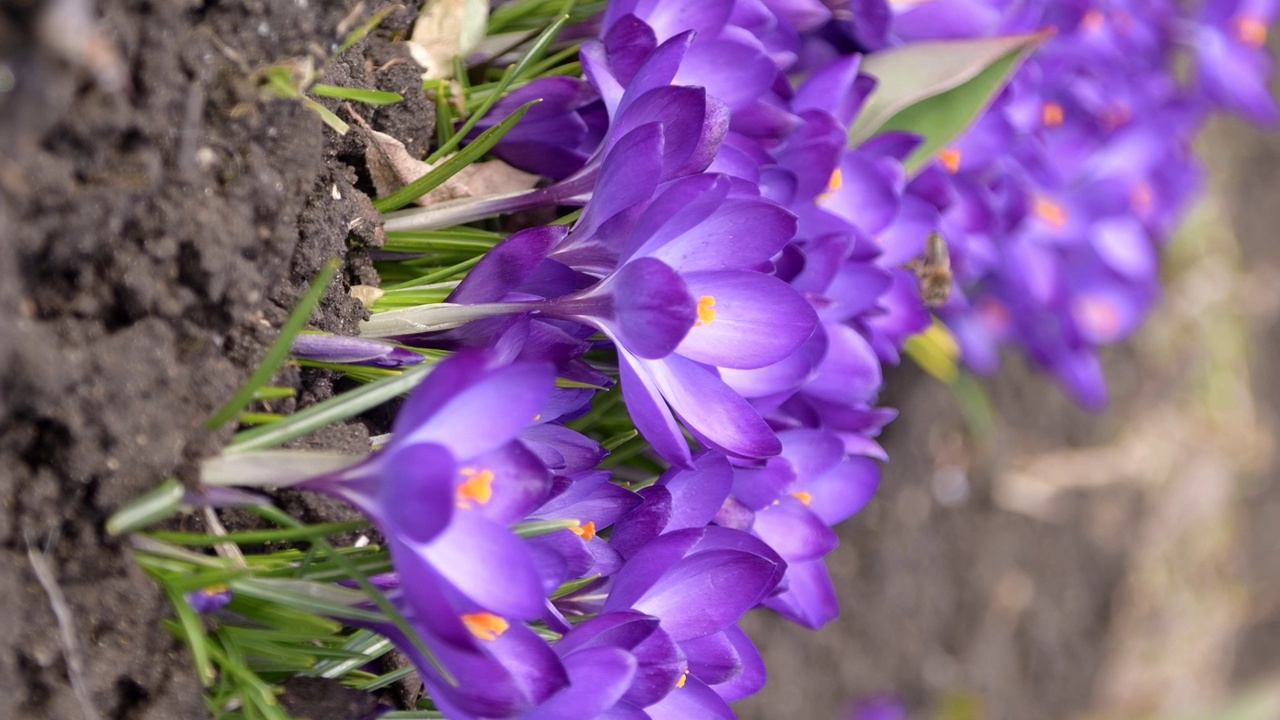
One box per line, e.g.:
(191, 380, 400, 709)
(407, 0, 490, 80)
(362, 127, 539, 206)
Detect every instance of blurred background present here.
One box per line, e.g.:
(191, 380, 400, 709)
(735, 104, 1280, 720)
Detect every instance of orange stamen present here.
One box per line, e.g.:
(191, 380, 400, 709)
(456, 467, 495, 508)
(570, 521, 597, 540)
(1042, 101, 1064, 127)
(461, 612, 509, 641)
(1234, 16, 1268, 47)
(938, 148, 962, 174)
(1033, 196, 1069, 228)
(817, 167, 844, 202)
(694, 295, 716, 327)
(791, 490, 814, 506)
(675, 671, 688, 689)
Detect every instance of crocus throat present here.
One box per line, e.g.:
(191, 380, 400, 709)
(1081, 9, 1104, 33)
(461, 612, 510, 641)
(456, 467, 496, 508)
(817, 168, 844, 202)
(1042, 101, 1064, 127)
(1234, 15, 1268, 47)
(938, 148, 962, 174)
(1130, 182, 1153, 213)
(570, 521, 597, 540)
(695, 295, 717, 327)
(1073, 295, 1122, 337)
(1033, 196, 1068, 228)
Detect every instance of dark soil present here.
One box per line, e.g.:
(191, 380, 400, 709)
(0, 0, 426, 717)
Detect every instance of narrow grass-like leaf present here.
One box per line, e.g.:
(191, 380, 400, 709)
(550, 573, 601, 600)
(207, 259, 339, 430)
(231, 578, 388, 623)
(164, 586, 217, 686)
(202, 449, 365, 488)
(338, 5, 396, 55)
(149, 520, 370, 546)
(310, 630, 394, 679)
(106, 478, 185, 535)
(226, 361, 436, 452)
(372, 100, 538, 213)
(250, 505, 453, 685)
(310, 84, 404, 105)
(358, 664, 418, 691)
(304, 97, 351, 134)
(252, 386, 296, 400)
(512, 518, 581, 538)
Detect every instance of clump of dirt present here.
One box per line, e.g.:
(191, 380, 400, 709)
(0, 0, 428, 716)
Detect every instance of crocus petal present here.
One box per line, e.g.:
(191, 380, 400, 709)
(637, 353, 782, 459)
(526, 647, 639, 720)
(632, 549, 783, 641)
(607, 258, 698, 359)
(761, 558, 839, 629)
(421, 510, 547, 620)
(644, 676, 736, 720)
(574, 123, 667, 240)
(709, 625, 765, 701)
(619, 350, 695, 468)
(657, 451, 734, 531)
(379, 442, 457, 544)
(680, 630, 741, 685)
(448, 226, 568, 304)
(640, 199, 799, 272)
(610, 486, 675, 559)
(751, 496, 838, 562)
(676, 271, 817, 369)
(397, 361, 556, 461)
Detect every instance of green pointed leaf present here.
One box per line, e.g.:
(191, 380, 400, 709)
(847, 33, 1048, 167)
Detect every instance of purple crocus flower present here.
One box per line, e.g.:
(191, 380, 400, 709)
(555, 526, 784, 716)
(1190, 0, 1279, 122)
(297, 351, 558, 651)
(186, 584, 233, 614)
(722, 428, 880, 628)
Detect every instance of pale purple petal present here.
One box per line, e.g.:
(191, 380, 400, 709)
(638, 354, 782, 459)
(676, 271, 817, 369)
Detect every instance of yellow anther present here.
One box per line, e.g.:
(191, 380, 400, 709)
(675, 671, 688, 689)
(694, 295, 717, 327)
(1042, 101, 1064, 127)
(531, 413, 542, 422)
(1235, 15, 1268, 47)
(937, 148, 962, 174)
(202, 584, 229, 596)
(1033, 195, 1068, 229)
(791, 490, 814, 506)
(817, 167, 844, 202)
(456, 467, 495, 508)
(461, 612, 509, 641)
(570, 521, 597, 540)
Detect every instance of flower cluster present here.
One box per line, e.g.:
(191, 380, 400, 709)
(836, 0, 1275, 408)
(244, 0, 1278, 716)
